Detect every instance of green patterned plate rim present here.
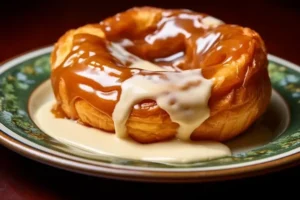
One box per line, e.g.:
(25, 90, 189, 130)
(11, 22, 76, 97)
(0, 46, 300, 182)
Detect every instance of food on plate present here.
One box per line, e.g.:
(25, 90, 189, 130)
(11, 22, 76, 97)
(50, 7, 271, 144)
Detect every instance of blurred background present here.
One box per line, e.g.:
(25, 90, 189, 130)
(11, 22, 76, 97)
(1, 0, 300, 199)
(1, 0, 300, 63)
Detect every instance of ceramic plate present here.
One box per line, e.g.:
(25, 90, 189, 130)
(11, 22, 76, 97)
(0, 46, 300, 182)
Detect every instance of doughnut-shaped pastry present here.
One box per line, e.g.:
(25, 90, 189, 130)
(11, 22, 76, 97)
(50, 7, 271, 143)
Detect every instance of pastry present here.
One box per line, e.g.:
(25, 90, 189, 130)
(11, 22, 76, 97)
(50, 7, 271, 143)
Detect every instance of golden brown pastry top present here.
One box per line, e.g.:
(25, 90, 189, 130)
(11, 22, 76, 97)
(50, 7, 267, 119)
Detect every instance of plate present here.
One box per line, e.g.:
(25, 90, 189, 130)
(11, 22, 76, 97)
(0, 46, 300, 182)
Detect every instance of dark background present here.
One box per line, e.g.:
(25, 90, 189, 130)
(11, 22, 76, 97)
(1, 0, 300, 199)
(1, 0, 300, 64)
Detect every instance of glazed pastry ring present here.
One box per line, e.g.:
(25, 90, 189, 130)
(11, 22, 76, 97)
(50, 7, 271, 143)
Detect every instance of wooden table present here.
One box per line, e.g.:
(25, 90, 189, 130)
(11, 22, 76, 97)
(1, 0, 300, 198)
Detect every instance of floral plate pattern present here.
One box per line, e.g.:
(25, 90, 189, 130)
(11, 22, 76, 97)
(0, 46, 300, 181)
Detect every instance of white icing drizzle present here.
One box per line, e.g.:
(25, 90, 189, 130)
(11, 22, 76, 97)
(129, 60, 166, 71)
(109, 42, 174, 71)
(109, 42, 141, 64)
(113, 68, 212, 140)
(110, 43, 213, 141)
(33, 99, 231, 163)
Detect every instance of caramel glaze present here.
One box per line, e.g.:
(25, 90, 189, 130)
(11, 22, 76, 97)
(51, 8, 267, 121)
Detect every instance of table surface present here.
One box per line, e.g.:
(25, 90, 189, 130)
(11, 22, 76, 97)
(1, 0, 300, 199)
